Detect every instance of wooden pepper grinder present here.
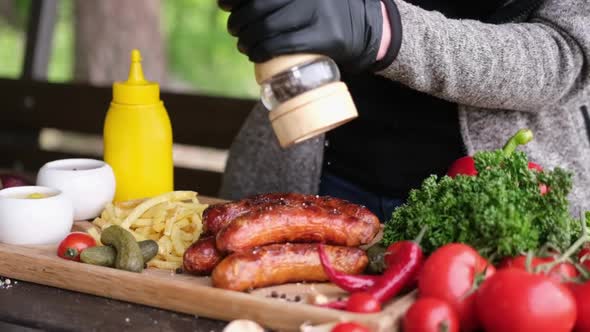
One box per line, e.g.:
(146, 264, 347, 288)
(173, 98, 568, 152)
(255, 54, 358, 148)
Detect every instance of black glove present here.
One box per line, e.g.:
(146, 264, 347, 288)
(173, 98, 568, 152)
(218, 0, 396, 73)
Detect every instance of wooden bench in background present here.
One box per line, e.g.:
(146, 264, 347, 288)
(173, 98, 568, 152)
(0, 78, 255, 197)
(0, 0, 257, 198)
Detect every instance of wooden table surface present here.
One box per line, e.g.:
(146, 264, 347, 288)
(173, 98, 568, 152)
(0, 195, 232, 332)
(0, 275, 229, 332)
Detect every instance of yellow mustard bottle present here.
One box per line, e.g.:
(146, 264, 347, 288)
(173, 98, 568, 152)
(103, 49, 173, 202)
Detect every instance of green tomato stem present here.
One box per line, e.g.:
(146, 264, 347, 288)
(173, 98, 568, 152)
(502, 129, 534, 157)
(65, 247, 79, 259)
(536, 234, 588, 274)
(525, 250, 535, 274)
(414, 225, 428, 246)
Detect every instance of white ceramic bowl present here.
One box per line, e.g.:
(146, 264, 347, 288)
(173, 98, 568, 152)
(0, 186, 74, 245)
(36, 159, 116, 220)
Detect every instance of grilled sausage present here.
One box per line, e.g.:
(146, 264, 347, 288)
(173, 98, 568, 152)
(203, 193, 304, 234)
(315, 196, 380, 226)
(203, 193, 379, 234)
(215, 203, 380, 253)
(211, 243, 368, 291)
(203, 193, 379, 235)
(182, 236, 225, 275)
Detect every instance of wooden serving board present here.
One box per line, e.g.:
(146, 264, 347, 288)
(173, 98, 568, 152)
(0, 197, 415, 332)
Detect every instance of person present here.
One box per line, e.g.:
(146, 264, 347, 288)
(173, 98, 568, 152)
(217, 0, 590, 221)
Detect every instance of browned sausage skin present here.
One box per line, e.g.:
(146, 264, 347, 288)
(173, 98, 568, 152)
(203, 193, 380, 235)
(203, 193, 295, 234)
(211, 243, 368, 291)
(182, 236, 225, 275)
(215, 203, 380, 253)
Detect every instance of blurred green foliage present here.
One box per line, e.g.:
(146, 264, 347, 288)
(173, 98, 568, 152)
(0, 0, 30, 78)
(163, 1, 258, 98)
(0, 0, 258, 98)
(47, 0, 73, 82)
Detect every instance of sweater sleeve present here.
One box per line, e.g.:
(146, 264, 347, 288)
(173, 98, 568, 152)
(374, 0, 590, 113)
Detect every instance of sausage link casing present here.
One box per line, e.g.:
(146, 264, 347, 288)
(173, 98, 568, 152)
(215, 204, 380, 253)
(203, 193, 379, 235)
(211, 243, 368, 291)
(182, 236, 224, 275)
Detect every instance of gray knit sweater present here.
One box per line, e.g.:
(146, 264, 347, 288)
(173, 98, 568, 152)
(219, 0, 590, 216)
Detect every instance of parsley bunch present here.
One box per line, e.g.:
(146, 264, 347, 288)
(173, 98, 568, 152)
(381, 149, 583, 262)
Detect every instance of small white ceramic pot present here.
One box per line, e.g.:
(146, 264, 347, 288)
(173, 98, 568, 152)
(36, 159, 116, 220)
(0, 186, 74, 245)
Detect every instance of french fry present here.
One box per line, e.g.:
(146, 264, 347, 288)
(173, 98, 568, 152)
(180, 230, 194, 242)
(134, 226, 153, 236)
(121, 191, 196, 229)
(87, 227, 102, 245)
(164, 213, 176, 236)
(142, 202, 168, 219)
(147, 259, 181, 270)
(132, 218, 154, 227)
(164, 254, 183, 263)
(174, 218, 190, 230)
(172, 226, 186, 255)
(152, 222, 166, 233)
(158, 236, 173, 255)
(90, 191, 207, 270)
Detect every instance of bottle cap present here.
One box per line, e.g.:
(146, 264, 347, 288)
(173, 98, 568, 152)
(112, 49, 160, 105)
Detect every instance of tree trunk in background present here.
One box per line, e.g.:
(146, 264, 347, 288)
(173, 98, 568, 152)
(0, 0, 19, 28)
(73, 0, 167, 86)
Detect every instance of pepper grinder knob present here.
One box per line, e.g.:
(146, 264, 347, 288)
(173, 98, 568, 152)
(254, 54, 358, 148)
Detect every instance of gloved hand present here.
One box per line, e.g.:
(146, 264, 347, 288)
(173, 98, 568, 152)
(218, 0, 386, 73)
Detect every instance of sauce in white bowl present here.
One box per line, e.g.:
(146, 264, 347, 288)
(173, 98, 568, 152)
(36, 159, 116, 220)
(0, 186, 74, 245)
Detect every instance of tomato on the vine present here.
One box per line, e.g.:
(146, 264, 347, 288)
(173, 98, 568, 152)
(476, 268, 576, 332)
(403, 297, 459, 332)
(578, 247, 590, 272)
(331, 322, 370, 332)
(57, 232, 96, 261)
(418, 243, 495, 332)
(499, 255, 578, 282)
(568, 282, 590, 332)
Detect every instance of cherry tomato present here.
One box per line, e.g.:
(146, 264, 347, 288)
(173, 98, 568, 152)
(568, 282, 590, 332)
(345, 292, 381, 313)
(331, 322, 370, 332)
(403, 297, 459, 332)
(528, 162, 544, 172)
(418, 243, 495, 332)
(539, 183, 549, 195)
(579, 248, 590, 261)
(57, 232, 96, 261)
(499, 255, 578, 282)
(577, 247, 590, 272)
(476, 268, 576, 332)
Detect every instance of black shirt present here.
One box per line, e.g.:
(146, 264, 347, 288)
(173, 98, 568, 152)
(323, 0, 506, 198)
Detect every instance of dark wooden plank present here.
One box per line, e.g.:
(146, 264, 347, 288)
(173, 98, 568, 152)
(0, 321, 41, 332)
(2, 148, 223, 197)
(22, 0, 57, 80)
(0, 276, 228, 332)
(0, 79, 255, 149)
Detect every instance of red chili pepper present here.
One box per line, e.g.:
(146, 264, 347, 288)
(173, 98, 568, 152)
(364, 240, 423, 303)
(320, 240, 424, 311)
(448, 129, 535, 177)
(447, 129, 548, 195)
(318, 244, 380, 292)
(447, 156, 478, 178)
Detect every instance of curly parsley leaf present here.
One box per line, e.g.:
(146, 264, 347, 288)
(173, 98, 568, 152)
(381, 150, 581, 262)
